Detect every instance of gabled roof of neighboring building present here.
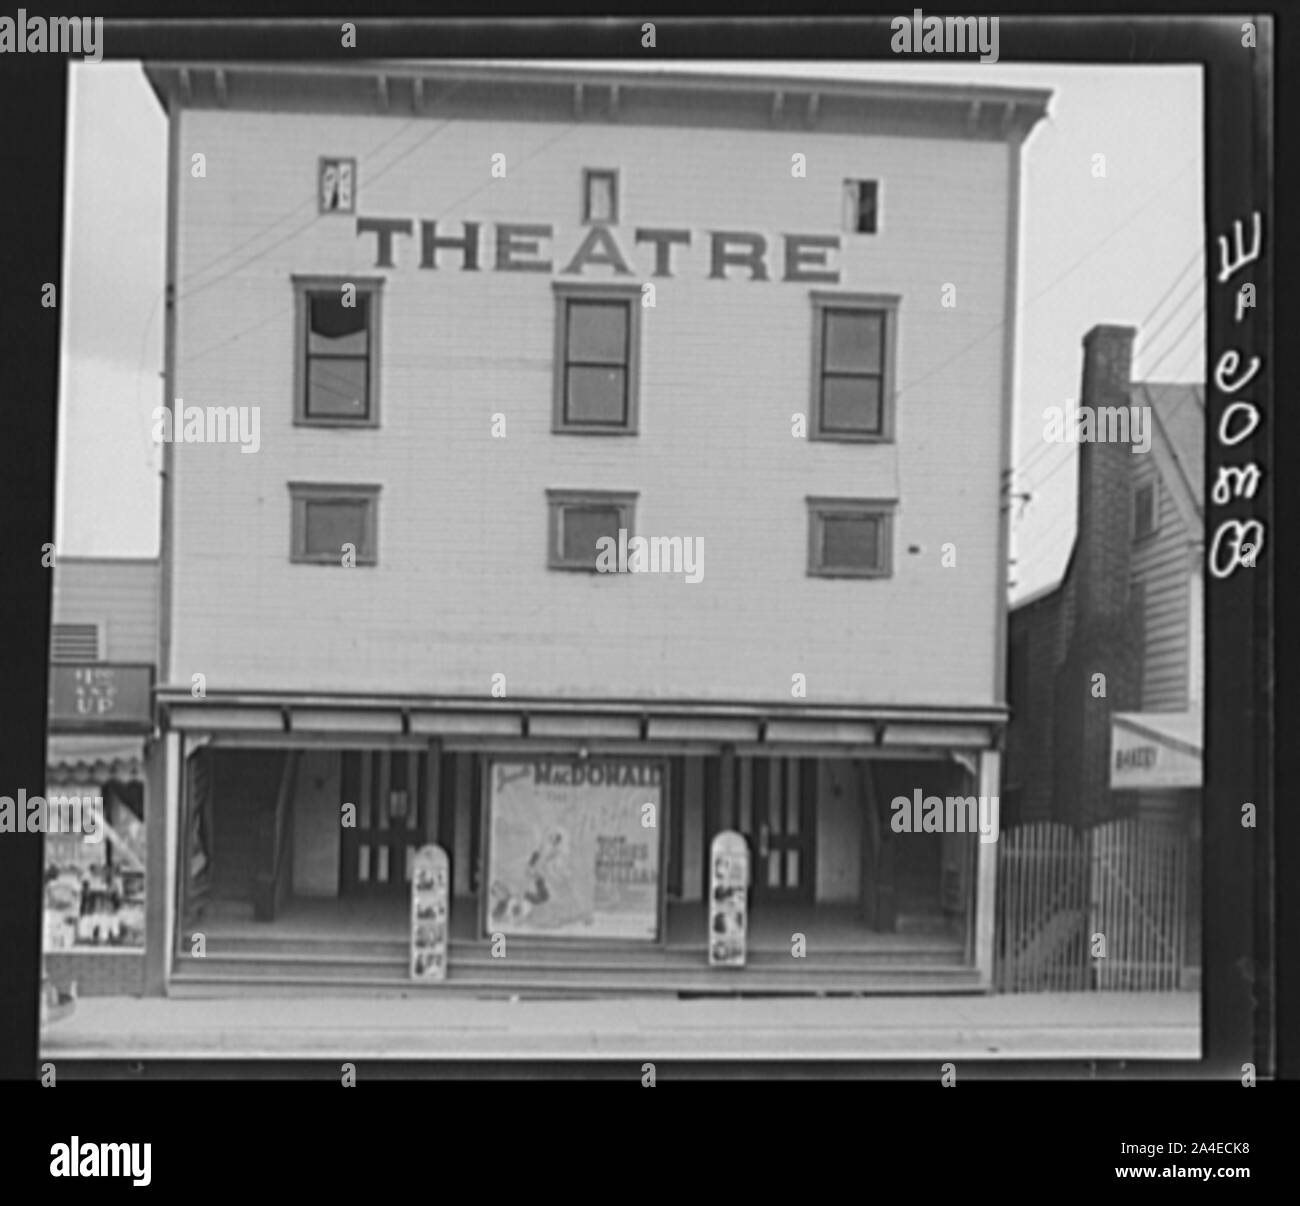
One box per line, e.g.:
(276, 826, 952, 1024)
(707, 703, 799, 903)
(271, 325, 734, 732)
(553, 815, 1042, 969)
(1010, 549, 1071, 613)
(1011, 380, 1204, 613)
(1131, 381, 1204, 538)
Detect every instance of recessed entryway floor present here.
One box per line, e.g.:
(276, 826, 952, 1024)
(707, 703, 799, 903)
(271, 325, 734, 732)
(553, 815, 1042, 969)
(195, 895, 965, 954)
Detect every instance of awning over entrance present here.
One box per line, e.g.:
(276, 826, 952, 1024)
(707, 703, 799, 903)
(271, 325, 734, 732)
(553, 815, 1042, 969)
(47, 735, 149, 787)
(155, 690, 1006, 751)
(1110, 711, 1202, 789)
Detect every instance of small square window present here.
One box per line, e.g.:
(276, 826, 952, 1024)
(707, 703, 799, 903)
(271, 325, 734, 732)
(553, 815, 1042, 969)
(807, 498, 893, 578)
(290, 483, 380, 565)
(1134, 481, 1158, 540)
(583, 169, 619, 224)
(293, 276, 383, 427)
(843, 180, 880, 234)
(547, 489, 637, 572)
(553, 284, 642, 434)
(810, 293, 898, 441)
(319, 157, 356, 215)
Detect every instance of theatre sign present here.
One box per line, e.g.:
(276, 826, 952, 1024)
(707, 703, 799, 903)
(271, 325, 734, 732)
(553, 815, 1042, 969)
(354, 215, 844, 283)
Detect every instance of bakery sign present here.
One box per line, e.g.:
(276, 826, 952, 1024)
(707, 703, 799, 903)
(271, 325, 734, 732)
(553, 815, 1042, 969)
(48, 664, 154, 733)
(1110, 712, 1202, 790)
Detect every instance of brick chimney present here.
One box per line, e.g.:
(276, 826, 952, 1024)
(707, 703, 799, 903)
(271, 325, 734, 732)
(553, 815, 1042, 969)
(1052, 324, 1144, 827)
(1074, 325, 1138, 618)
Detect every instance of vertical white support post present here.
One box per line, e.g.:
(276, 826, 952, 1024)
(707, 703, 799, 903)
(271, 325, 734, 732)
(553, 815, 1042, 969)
(144, 730, 181, 995)
(974, 747, 1002, 989)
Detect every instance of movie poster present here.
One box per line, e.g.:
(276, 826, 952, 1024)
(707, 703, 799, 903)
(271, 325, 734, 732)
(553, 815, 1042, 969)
(410, 844, 449, 981)
(709, 830, 750, 967)
(485, 758, 663, 941)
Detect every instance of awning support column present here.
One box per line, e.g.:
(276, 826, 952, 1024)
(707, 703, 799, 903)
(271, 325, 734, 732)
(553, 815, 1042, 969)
(973, 747, 1001, 989)
(143, 731, 179, 996)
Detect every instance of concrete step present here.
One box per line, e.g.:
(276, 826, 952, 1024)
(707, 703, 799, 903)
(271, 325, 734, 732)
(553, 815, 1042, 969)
(186, 940, 966, 970)
(196, 932, 963, 961)
(173, 951, 970, 979)
(168, 964, 986, 999)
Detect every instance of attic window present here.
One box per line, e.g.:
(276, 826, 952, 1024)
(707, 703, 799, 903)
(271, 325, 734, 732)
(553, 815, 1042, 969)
(318, 157, 356, 215)
(1134, 482, 1158, 541)
(844, 180, 879, 234)
(583, 169, 618, 225)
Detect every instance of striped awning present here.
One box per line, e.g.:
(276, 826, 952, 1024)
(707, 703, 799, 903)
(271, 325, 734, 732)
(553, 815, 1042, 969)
(46, 735, 148, 786)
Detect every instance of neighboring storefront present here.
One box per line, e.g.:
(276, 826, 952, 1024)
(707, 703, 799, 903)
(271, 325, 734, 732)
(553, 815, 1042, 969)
(1111, 710, 1202, 798)
(44, 737, 149, 953)
(1004, 329, 1204, 991)
(44, 562, 157, 998)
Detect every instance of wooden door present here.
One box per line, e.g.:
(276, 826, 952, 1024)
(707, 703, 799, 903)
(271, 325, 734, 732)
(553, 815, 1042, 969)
(744, 758, 815, 904)
(340, 751, 426, 896)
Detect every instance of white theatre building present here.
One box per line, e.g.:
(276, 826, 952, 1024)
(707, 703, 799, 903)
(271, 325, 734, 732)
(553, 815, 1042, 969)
(139, 60, 1049, 997)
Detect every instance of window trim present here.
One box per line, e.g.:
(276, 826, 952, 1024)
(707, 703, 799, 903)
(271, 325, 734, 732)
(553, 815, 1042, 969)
(546, 488, 638, 573)
(551, 282, 643, 435)
(1133, 479, 1159, 542)
(582, 168, 620, 225)
(289, 481, 381, 566)
(843, 178, 882, 235)
(809, 291, 899, 444)
(806, 496, 895, 579)
(292, 274, 384, 429)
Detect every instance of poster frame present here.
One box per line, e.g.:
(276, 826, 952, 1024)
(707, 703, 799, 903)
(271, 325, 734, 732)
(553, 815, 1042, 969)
(478, 751, 670, 946)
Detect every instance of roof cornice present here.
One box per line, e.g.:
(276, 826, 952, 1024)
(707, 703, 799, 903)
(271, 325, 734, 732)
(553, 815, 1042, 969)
(142, 60, 1051, 142)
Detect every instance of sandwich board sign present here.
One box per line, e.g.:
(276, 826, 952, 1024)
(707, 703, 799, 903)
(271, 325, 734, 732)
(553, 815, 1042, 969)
(708, 830, 749, 967)
(410, 844, 449, 981)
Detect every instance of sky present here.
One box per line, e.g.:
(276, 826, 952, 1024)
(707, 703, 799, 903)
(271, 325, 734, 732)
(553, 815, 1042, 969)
(57, 58, 1203, 602)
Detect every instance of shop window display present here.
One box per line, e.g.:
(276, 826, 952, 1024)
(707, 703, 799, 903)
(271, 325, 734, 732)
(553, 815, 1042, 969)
(42, 781, 145, 950)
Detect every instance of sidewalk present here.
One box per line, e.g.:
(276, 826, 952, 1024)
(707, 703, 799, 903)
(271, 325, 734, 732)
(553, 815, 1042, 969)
(40, 992, 1199, 1061)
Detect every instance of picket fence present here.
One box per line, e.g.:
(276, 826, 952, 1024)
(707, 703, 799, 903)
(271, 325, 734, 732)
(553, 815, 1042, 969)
(995, 819, 1190, 992)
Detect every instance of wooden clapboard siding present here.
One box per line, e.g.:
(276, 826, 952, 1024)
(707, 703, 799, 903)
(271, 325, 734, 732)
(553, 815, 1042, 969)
(1130, 456, 1195, 712)
(166, 100, 1016, 709)
(50, 557, 159, 664)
